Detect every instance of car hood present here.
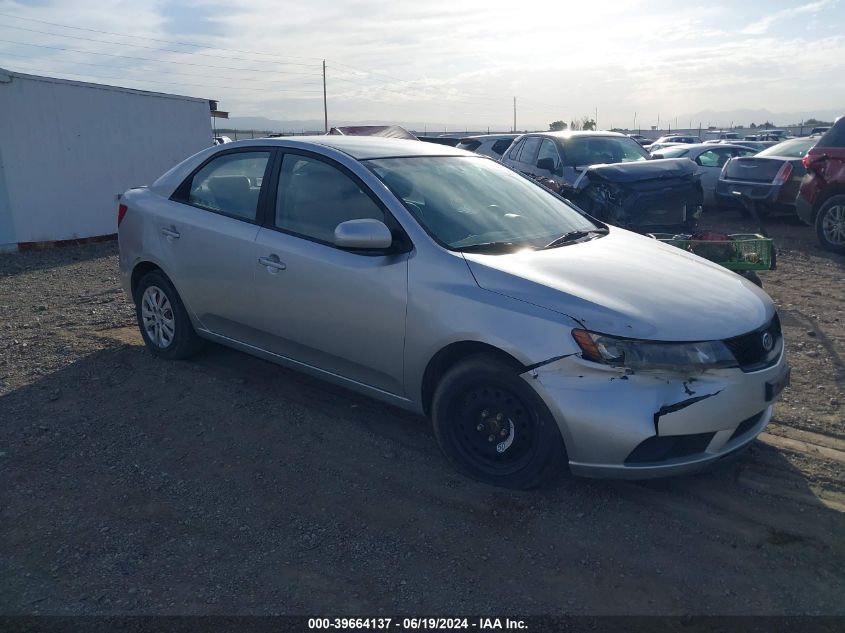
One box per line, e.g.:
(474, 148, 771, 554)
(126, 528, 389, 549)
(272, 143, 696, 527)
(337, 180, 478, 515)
(462, 228, 773, 341)
(578, 157, 698, 186)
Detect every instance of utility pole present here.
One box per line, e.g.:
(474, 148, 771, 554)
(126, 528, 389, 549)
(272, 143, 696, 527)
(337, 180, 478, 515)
(322, 59, 328, 133)
(633, 111, 637, 133)
(595, 107, 598, 130)
(513, 97, 516, 133)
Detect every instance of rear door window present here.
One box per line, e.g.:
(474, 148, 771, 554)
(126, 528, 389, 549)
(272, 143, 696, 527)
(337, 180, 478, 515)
(181, 151, 271, 221)
(491, 138, 514, 156)
(519, 137, 542, 166)
(696, 148, 733, 168)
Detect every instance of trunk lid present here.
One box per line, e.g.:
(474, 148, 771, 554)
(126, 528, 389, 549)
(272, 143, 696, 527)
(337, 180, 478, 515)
(722, 157, 785, 183)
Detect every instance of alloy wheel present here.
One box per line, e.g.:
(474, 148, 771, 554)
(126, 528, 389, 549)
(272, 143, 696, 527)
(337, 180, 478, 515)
(140, 285, 176, 348)
(821, 204, 845, 246)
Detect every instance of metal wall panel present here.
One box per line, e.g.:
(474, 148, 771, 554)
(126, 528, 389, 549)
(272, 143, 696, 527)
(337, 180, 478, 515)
(0, 69, 213, 245)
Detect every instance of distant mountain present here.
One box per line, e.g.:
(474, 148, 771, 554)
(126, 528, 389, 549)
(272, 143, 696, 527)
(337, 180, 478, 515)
(679, 108, 844, 127)
(220, 115, 511, 135)
(219, 116, 323, 133)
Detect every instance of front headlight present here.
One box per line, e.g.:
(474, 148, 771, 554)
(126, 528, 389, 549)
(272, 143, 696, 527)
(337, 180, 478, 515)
(571, 329, 738, 371)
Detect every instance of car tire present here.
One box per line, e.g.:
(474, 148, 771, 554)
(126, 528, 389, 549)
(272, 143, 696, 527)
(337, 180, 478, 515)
(431, 355, 567, 489)
(815, 195, 845, 254)
(739, 270, 763, 287)
(134, 270, 204, 359)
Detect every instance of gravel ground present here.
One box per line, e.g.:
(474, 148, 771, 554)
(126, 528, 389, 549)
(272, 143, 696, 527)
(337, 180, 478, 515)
(0, 211, 843, 615)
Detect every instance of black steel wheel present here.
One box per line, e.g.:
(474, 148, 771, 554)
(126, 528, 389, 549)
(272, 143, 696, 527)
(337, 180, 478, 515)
(431, 355, 567, 489)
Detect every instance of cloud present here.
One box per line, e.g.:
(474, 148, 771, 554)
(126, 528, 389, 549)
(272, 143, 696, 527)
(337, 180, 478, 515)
(0, 0, 843, 129)
(740, 0, 836, 35)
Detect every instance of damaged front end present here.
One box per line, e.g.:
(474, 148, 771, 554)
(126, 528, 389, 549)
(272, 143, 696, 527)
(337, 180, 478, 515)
(563, 158, 704, 234)
(519, 322, 789, 479)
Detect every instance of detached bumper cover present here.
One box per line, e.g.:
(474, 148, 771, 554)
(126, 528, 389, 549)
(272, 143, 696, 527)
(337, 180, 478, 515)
(523, 350, 788, 479)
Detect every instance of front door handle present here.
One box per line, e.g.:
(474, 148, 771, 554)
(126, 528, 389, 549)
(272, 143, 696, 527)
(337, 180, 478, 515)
(258, 255, 286, 272)
(161, 227, 181, 239)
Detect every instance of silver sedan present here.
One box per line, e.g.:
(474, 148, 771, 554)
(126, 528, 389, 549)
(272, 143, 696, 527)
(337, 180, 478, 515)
(118, 137, 788, 488)
(652, 143, 758, 207)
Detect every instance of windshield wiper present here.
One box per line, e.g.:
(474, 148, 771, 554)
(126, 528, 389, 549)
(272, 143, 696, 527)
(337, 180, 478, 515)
(453, 241, 528, 253)
(542, 227, 608, 249)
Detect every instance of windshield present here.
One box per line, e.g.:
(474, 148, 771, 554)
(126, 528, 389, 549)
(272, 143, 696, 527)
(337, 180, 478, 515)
(366, 156, 600, 251)
(757, 138, 815, 158)
(563, 136, 649, 167)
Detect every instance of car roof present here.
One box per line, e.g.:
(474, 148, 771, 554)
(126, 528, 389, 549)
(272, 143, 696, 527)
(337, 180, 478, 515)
(228, 135, 473, 159)
(657, 143, 753, 154)
(523, 130, 627, 140)
(459, 134, 519, 140)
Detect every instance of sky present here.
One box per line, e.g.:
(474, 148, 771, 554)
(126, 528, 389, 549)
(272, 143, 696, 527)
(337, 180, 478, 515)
(0, 0, 843, 131)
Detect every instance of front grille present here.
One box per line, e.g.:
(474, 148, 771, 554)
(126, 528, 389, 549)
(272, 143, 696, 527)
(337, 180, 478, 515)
(625, 432, 716, 465)
(724, 313, 782, 372)
(728, 410, 766, 443)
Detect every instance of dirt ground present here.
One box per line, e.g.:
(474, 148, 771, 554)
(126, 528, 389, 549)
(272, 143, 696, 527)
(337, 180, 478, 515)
(1, 209, 843, 616)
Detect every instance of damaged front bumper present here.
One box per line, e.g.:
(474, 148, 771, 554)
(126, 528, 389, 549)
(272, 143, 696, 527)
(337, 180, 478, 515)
(522, 350, 789, 479)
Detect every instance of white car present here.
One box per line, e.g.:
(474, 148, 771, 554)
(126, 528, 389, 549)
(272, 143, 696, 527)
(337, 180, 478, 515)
(456, 134, 519, 160)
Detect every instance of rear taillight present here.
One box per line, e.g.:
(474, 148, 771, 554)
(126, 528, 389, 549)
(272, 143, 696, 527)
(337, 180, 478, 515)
(772, 162, 793, 185)
(117, 203, 128, 226)
(802, 154, 811, 170)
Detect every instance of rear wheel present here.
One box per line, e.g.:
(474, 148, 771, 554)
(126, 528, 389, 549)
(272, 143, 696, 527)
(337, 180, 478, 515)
(431, 356, 567, 489)
(815, 195, 845, 254)
(134, 270, 204, 359)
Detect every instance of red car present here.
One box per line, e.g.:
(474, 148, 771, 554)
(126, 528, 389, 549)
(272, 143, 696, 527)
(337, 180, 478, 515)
(796, 116, 845, 253)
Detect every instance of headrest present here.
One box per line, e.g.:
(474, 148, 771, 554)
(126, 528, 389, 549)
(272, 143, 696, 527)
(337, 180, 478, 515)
(207, 175, 250, 201)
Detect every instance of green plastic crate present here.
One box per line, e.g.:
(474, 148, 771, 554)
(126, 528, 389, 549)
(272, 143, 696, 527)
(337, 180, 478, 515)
(650, 233, 774, 271)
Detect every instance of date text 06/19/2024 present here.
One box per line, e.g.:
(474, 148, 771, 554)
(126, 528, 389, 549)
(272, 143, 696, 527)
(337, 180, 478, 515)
(307, 617, 528, 630)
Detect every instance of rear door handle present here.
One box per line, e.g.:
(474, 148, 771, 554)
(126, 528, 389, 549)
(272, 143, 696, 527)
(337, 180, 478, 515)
(258, 255, 286, 272)
(161, 227, 181, 239)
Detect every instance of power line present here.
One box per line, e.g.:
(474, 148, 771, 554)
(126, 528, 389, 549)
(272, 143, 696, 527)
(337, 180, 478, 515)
(0, 23, 320, 68)
(326, 69, 505, 108)
(3, 62, 323, 95)
(0, 13, 560, 117)
(0, 49, 323, 88)
(0, 11, 322, 62)
(0, 38, 323, 76)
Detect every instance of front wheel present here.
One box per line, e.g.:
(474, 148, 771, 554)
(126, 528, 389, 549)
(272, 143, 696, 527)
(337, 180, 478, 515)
(815, 195, 845, 254)
(431, 356, 567, 489)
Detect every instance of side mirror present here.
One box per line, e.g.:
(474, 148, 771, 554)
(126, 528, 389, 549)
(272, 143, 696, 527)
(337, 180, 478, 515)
(536, 157, 556, 172)
(652, 153, 664, 159)
(334, 218, 393, 250)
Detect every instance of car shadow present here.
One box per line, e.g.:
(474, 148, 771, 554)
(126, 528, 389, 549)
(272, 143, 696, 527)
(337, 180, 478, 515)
(2, 337, 844, 615)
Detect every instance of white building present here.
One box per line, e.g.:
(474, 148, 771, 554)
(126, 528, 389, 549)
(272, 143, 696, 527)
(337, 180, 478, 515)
(0, 68, 213, 251)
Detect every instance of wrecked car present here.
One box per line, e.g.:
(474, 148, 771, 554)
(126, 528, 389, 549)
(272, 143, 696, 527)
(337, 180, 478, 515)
(119, 136, 788, 490)
(502, 131, 704, 232)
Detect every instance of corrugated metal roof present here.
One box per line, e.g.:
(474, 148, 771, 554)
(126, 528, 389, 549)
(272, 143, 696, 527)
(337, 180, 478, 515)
(0, 66, 211, 104)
